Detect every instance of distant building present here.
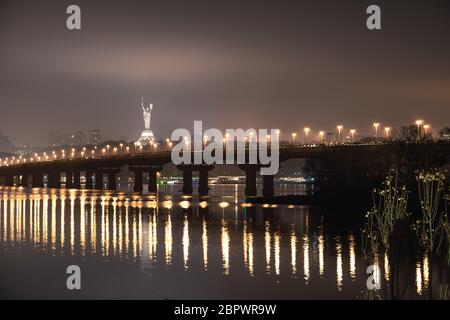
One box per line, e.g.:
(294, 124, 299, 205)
(71, 130, 86, 146)
(89, 129, 102, 146)
(439, 127, 450, 141)
(48, 133, 71, 147)
(0, 131, 15, 153)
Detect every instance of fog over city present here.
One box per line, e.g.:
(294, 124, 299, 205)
(1, 0, 449, 147)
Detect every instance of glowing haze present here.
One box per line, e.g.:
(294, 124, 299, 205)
(0, 0, 449, 145)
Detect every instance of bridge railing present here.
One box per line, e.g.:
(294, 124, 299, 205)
(1, 140, 446, 168)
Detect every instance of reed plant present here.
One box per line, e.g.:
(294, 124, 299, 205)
(363, 170, 409, 254)
(416, 170, 446, 252)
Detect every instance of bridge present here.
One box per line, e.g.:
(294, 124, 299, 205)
(0, 142, 449, 197)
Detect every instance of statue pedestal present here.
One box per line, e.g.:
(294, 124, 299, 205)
(136, 129, 154, 146)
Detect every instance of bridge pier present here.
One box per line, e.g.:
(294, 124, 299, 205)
(65, 171, 73, 188)
(198, 166, 214, 196)
(73, 170, 81, 189)
(239, 165, 259, 197)
(147, 167, 161, 193)
(106, 168, 121, 190)
(130, 167, 144, 192)
(48, 171, 61, 188)
(181, 167, 193, 195)
(6, 174, 14, 187)
(262, 175, 274, 197)
(95, 170, 103, 190)
(32, 172, 44, 188)
(85, 170, 93, 189)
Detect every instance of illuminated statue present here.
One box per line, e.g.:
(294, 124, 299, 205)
(142, 97, 153, 130)
(136, 97, 155, 146)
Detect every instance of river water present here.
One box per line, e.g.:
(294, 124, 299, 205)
(0, 184, 448, 299)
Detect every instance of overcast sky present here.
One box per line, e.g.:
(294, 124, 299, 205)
(1, 0, 449, 146)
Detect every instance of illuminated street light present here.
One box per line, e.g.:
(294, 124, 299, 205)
(385, 127, 391, 139)
(350, 129, 356, 142)
(319, 131, 325, 144)
(373, 123, 380, 142)
(304, 127, 310, 144)
(337, 125, 343, 143)
(423, 124, 430, 132)
(415, 119, 424, 134)
(291, 132, 297, 145)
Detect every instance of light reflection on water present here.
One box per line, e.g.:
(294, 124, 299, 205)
(0, 185, 446, 299)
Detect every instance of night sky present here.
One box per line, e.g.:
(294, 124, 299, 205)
(1, 0, 449, 146)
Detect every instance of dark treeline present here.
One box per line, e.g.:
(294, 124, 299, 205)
(304, 142, 450, 206)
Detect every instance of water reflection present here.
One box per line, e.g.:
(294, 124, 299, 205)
(0, 187, 447, 299)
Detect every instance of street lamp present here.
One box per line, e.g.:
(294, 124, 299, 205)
(276, 129, 280, 138)
(385, 127, 391, 140)
(350, 129, 356, 142)
(337, 125, 343, 143)
(319, 131, 325, 144)
(373, 123, 380, 142)
(415, 119, 424, 141)
(415, 119, 424, 134)
(291, 133, 297, 145)
(304, 127, 310, 144)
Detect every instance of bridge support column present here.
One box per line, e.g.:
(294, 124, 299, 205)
(65, 171, 73, 188)
(239, 165, 258, 197)
(48, 171, 61, 188)
(95, 170, 103, 190)
(147, 167, 161, 194)
(262, 174, 275, 197)
(73, 171, 81, 189)
(131, 168, 143, 193)
(198, 166, 214, 196)
(105, 169, 121, 191)
(181, 167, 193, 195)
(85, 171, 93, 189)
(32, 172, 44, 188)
(5, 174, 14, 187)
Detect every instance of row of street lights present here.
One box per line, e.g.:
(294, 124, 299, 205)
(289, 120, 431, 144)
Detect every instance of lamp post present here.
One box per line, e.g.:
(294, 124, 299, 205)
(373, 122, 380, 142)
(337, 125, 343, 143)
(291, 133, 297, 145)
(385, 127, 391, 140)
(350, 129, 356, 143)
(319, 131, 325, 144)
(415, 119, 424, 139)
(304, 127, 310, 145)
